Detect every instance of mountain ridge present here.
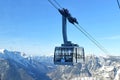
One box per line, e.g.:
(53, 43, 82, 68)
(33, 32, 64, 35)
(0, 49, 54, 80)
(0, 49, 120, 80)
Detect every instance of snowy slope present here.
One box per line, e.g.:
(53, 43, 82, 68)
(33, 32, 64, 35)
(114, 69, 120, 80)
(0, 49, 55, 80)
(0, 49, 30, 67)
(48, 54, 120, 80)
(1, 49, 120, 80)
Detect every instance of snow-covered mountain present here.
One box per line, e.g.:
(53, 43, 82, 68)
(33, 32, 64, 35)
(0, 49, 55, 80)
(0, 49, 120, 80)
(48, 54, 120, 80)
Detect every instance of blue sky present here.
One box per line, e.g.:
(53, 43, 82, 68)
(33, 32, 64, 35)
(0, 0, 120, 56)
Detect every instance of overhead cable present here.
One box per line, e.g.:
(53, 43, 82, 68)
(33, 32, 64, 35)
(117, 0, 120, 9)
(74, 24, 109, 54)
(77, 24, 109, 53)
(54, 0, 62, 9)
(48, 0, 58, 9)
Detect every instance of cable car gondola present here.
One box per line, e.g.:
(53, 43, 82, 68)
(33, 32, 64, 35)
(48, 0, 109, 65)
(53, 8, 85, 65)
(54, 44, 85, 65)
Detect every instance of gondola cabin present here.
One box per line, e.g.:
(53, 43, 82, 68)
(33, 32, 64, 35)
(47, 3, 86, 65)
(54, 45, 85, 65)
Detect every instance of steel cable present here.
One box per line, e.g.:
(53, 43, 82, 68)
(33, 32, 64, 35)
(54, 0, 62, 9)
(48, 0, 58, 9)
(117, 0, 120, 9)
(74, 24, 109, 54)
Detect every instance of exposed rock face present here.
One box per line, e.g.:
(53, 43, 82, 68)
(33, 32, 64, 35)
(0, 49, 55, 80)
(48, 55, 120, 80)
(0, 49, 120, 80)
